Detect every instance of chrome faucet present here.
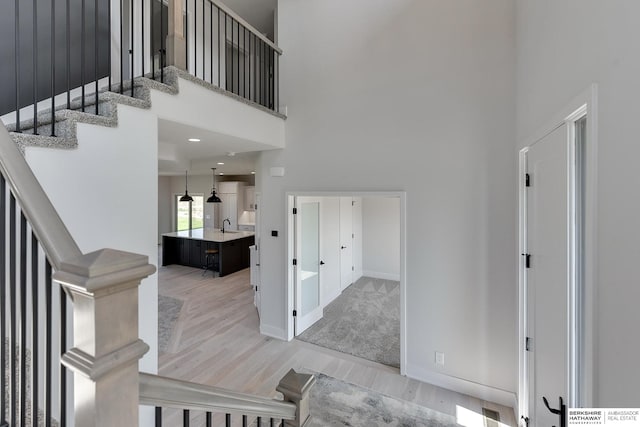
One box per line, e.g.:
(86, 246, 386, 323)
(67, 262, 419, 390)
(222, 218, 231, 233)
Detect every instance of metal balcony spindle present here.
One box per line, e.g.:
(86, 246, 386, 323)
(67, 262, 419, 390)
(66, 0, 71, 107)
(232, 21, 240, 95)
(202, 0, 205, 79)
(183, 409, 190, 426)
(33, 0, 38, 134)
(151, 0, 155, 79)
(95, 0, 100, 115)
(51, 0, 56, 135)
(45, 261, 52, 427)
(224, 12, 227, 91)
(81, 0, 86, 111)
(218, 8, 221, 87)
(257, 416, 262, 427)
(20, 213, 27, 426)
(226, 413, 231, 427)
(142, 0, 145, 78)
(119, 0, 124, 94)
(131, 0, 135, 97)
(243, 414, 247, 427)
(186, 0, 189, 72)
(9, 193, 16, 427)
(0, 176, 6, 426)
(155, 406, 162, 426)
(15, 0, 21, 133)
(253, 34, 256, 103)
(108, 0, 111, 90)
(210, 2, 213, 83)
(194, 0, 197, 77)
(206, 411, 212, 427)
(161, 0, 166, 83)
(60, 286, 68, 427)
(31, 232, 39, 427)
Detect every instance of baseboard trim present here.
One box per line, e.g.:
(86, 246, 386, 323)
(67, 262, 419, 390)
(322, 289, 342, 307)
(259, 323, 287, 341)
(405, 363, 517, 409)
(362, 270, 400, 281)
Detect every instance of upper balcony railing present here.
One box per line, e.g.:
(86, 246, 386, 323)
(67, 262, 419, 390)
(0, 0, 282, 137)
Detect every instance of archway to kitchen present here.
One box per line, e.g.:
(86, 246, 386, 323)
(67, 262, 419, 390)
(155, 118, 268, 360)
(286, 191, 406, 372)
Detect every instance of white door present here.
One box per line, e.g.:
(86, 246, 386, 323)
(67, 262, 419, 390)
(526, 124, 569, 426)
(339, 197, 353, 290)
(294, 197, 323, 334)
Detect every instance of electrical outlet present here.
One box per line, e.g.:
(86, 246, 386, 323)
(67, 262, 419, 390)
(435, 351, 445, 366)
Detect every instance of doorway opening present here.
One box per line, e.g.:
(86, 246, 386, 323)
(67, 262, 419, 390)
(286, 192, 406, 373)
(518, 86, 597, 424)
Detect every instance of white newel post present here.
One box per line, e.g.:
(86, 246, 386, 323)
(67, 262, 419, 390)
(54, 248, 156, 426)
(167, 0, 187, 70)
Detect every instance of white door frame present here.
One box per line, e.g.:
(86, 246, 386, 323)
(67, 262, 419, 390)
(286, 190, 408, 375)
(518, 85, 598, 422)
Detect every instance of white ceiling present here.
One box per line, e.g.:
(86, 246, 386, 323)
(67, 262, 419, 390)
(158, 119, 263, 176)
(220, 0, 277, 40)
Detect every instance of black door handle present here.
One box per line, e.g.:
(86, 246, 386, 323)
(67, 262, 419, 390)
(542, 396, 566, 427)
(320, 261, 325, 265)
(341, 246, 346, 249)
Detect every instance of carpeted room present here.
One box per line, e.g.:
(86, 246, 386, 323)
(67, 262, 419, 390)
(293, 195, 402, 369)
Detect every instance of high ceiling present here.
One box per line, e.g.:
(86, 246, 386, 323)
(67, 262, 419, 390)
(220, 0, 277, 40)
(158, 119, 265, 176)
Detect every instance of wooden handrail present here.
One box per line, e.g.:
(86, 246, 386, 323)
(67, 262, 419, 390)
(139, 373, 297, 420)
(0, 123, 82, 269)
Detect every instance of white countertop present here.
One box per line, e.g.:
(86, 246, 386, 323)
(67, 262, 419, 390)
(163, 229, 255, 242)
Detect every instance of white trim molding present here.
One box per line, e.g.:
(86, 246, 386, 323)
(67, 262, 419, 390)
(362, 270, 401, 282)
(406, 364, 517, 410)
(260, 324, 288, 341)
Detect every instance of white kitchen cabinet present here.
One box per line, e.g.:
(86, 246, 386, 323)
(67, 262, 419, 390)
(244, 186, 256, 211)
(218, 182, 245, 230)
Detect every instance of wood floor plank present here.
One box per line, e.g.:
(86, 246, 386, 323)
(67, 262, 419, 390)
(157, 260, 517, 426)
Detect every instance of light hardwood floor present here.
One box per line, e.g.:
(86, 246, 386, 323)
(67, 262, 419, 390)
(158, 262, 516, 426)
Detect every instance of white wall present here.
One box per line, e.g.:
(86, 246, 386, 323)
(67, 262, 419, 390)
(259, 0, 517, 403)
(516, 0, 640, 406)
(362, 197, 400, 281)
(25, 104, 159, 425)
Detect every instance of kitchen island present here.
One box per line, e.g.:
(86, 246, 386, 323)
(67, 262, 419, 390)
(162, 229, 255, 277)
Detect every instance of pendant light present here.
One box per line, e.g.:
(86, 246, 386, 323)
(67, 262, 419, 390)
(179, 170, 194, 202)
(206, 168, 222, 203)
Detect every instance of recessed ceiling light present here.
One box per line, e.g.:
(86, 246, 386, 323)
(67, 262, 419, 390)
(251, 171, 255, 174)
(227, 151, 236, 157)
(188, 138, 200, 142)
(219, 172, 224, 175)
(217, 162, 225, 165)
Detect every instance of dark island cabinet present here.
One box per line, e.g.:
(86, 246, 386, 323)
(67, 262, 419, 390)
(162, 235, 254, 277)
